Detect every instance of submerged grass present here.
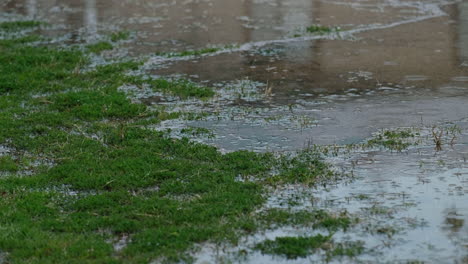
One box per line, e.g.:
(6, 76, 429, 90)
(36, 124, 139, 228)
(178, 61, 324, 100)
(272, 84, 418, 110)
(0, 27, 339, 263)
(254, 235, 331, 259)
(110, 31, 130, 42)
(366, 128, 420, 151)
(86, 41, 113, 53)
(156, 47, 221, 58)
(0, 21, 42, 31)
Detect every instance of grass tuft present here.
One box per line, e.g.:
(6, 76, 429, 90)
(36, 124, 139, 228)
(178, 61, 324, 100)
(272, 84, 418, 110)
(254, 235, 331, 259)
(86, 41, 113, 53)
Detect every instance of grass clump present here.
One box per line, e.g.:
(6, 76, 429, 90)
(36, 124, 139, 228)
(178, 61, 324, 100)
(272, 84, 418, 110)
(0, 156, 18, 172)
(0, 21, 42, 31)
(268, 151, 336, 185)
(306, 25, 339, 34)
(259, 209, 354, 232)
(366, 128, 419, 151)
(326, 241, 365, 260)
(110, 31, 130, 42)
(255, 235, 364, 260)
(254, 235, 331, 259)
(86, 41, 113, 53)
(180, 127, 214, 138)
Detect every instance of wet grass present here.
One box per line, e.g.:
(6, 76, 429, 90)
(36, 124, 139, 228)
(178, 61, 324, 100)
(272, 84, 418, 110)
(292, 24, 341, 37)
(0, 27, 340, 263)
(306, 25, 335, 34)
(110, 31, 130, 42)
(259, 209, 354, 232)
(366, 128, 419, 151)
(86, 41, 113, 53)
(326, 241, 365, 260)
(0, 156, 18, 172)
(180, 127, 214, 138)
(254, 235, 364, 260)
(254, 235, 331, 259)
(0, 21, 42, 31)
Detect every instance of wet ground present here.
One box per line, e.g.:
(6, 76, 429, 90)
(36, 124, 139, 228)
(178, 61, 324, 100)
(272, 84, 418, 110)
(2, 0, 468, 263)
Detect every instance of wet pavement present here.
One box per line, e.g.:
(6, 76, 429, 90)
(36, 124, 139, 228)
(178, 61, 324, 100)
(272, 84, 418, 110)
(2, 0, 468, 263)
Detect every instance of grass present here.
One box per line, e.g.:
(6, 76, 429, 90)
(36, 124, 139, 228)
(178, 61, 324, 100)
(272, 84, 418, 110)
(0, 26, 339, 263)
(110, 31, 130, 42)
(254, 235, 364, 260)
(86, 41, 113, 53)
(259, 209, 354, 232)
(0, 21, 42, 32)
(254, 235, 331, 259)
(306, 25, 340, 34)
(326, 241, 364, 260)
(180, 127, 214, 138)
(366, 128, 419, 151)
(0, 156, 18, 172)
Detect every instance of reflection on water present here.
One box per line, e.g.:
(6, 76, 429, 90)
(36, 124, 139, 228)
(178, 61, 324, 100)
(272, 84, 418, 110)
(459, 1, 468, 64)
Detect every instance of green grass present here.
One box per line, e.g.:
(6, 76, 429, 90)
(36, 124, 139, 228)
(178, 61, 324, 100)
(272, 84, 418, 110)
(306, 25, 337, 34)
(326, 241, 365, 260)
(110, 31, 130, 42)
(0, 27, 339, 263)
(86, 41, 113, 53)
(255, 235, 364, 260)
(0, 156, 18, 172)
(366, 128, 419, 151)
(0, 21, 42, 31)
(254, 235, 331, 259)
(259, 209, 354, 232)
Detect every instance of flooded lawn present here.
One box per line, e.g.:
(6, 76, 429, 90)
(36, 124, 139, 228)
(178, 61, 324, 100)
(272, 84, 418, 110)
(1, 0, 467, 263)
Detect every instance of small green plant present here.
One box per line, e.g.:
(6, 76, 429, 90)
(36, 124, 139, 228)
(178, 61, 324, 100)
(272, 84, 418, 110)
(86, 41, 113, 53)
(366, 128, 419, 151)
(110, 31, 130, 42)
(306, 25, 340, 35)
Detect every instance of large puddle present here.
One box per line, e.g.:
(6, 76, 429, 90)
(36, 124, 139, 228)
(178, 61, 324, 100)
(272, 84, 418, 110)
(2, 0, 467, 262)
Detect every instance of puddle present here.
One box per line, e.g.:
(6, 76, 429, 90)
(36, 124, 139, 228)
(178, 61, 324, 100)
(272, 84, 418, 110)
(2, 0, 468, 262)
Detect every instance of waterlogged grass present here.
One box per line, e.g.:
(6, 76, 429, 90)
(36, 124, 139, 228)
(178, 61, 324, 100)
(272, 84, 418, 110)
(0, 21, 42, 31)
(86, 41, 113, 53)
(254, 236, 364, 260)
(366, 128, 420, 151)
(110, 31, 130, 42)
(180, 127, 214, 138)
(0, 29, 340, 263)
(254, 235, 331, 259)
(306, 25, 339, 34)
(259, 209, 354, 232)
